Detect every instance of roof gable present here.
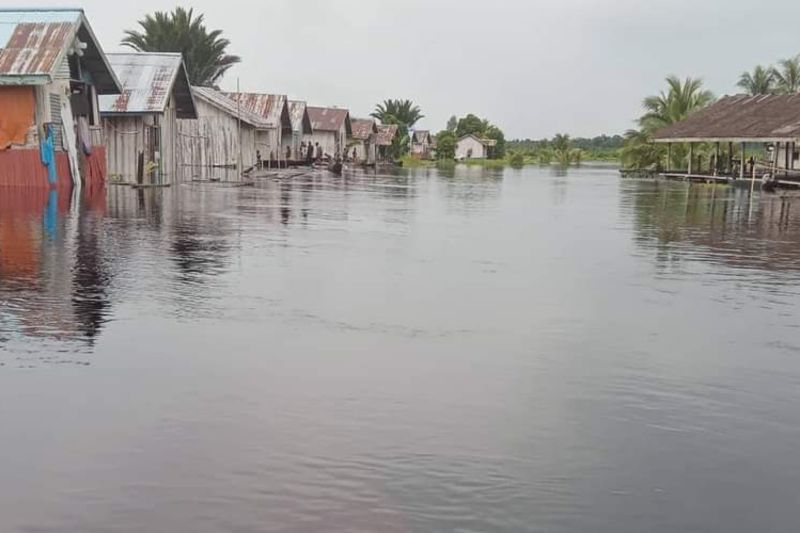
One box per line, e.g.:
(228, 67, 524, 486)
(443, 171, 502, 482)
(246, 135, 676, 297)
(376, 124, 399, 146)
(224, 92, 290, 129)
(351, 118, 378, 140)
(0, 9, 120, 93)
(191, 86, 271, 129)
(307, 106, 352, 134)
(99, 53, 196, 118)
(288, 100, 312, 134)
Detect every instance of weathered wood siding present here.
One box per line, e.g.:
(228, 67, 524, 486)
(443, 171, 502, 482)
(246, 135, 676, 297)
(103, 115, 144, 182)
(176, 98, 259, 180)
(303, 126, 347, 159)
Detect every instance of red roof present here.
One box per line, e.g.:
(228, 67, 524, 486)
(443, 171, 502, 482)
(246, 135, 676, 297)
(307, 106, 350, 133)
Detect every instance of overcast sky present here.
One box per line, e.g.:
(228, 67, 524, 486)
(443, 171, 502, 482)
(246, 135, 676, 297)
(24, 0, 800, 138)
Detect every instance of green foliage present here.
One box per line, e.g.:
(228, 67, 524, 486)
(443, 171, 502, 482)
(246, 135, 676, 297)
(507, 150, 525, 168)
(122, 7, 240, 87)
(371, 100, 424, 129)
(446, 115, 458, 132)
(508, 135, 623, 162)
(435, 130, 457, 160)
(451, 114, 506, 159)
(639, 76, 714, 134)
(737, 65, 775, 95)
(484, 125, 506, 158)
(622, 76, 714, 170)
(455, 114, 487, 137)
(772, 56, 800, 94)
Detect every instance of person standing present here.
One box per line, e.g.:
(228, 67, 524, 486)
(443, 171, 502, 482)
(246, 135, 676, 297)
(315, 142, 322, 162)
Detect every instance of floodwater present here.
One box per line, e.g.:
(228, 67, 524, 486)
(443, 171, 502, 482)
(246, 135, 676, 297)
(2, 165, 800, 533)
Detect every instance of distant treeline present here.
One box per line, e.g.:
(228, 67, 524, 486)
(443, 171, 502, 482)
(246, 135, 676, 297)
(507, 135, 625, 162)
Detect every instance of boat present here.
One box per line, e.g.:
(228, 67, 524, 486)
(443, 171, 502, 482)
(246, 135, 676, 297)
(328, 161, 343, 176)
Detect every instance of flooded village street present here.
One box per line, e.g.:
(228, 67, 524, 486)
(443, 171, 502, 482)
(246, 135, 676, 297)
(2, 166, 800, 532)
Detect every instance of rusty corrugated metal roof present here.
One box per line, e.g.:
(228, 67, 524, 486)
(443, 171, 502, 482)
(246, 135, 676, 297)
(98, 53, 196, 118)
(191, 86, 272, 129)
(653, 94, 800, 142)
(224, 92, 289, 129)
(376, 124, 399, 146)
(0, 8, 120, 93)
(288, 100, 312, 134)
(307, 106, 351, 133)
(350, 118, 377, 140)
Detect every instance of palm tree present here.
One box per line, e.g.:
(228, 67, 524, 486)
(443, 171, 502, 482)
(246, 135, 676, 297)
(622, 76, 714, 170)
(122, 8, 241, 87)
(737, 65, 775, 96)
(639, 75, 715, 134)
(772, 56, 800, 94)
(371, 99, 424, 129)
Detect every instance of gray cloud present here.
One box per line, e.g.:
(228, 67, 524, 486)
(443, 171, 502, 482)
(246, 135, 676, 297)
(27, 0, 800, 137)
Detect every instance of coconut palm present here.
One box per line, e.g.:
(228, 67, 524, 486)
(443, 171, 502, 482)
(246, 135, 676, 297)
(371, 100, 424, 129)
(639, 75, 715, 134)
(737, 65, 775, 96)
(772, 56, 800, 94)
(622, 76, 714, 170)
(122, 8, 240, 87)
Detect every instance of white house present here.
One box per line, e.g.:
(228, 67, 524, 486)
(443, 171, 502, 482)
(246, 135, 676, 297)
(456, 134, 497, 160)
(100, 52, 197, 185)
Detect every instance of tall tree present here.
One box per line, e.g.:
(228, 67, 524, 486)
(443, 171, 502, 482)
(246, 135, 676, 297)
(122, 8, 240, 87)
(435, 130, 457, 160)
(639, 75, 714, 134)
(371, 99, 424, 129)
(622, 76, 714, 170)
(455, 114, 486, 137)
(737, 65, 775, 96)
(772, 56, 800, 94)
(446, 115, 458, 132)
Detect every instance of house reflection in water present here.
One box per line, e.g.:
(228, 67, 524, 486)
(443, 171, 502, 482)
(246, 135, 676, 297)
(625, 180, 800, 275)
(0, 187, 112, 349)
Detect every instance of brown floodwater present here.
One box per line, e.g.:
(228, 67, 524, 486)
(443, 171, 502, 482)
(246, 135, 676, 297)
(2, 165, 800, 532)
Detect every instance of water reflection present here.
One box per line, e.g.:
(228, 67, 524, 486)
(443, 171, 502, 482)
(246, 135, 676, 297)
(0, 187, 109, 356)
(624, 180, 800, 275)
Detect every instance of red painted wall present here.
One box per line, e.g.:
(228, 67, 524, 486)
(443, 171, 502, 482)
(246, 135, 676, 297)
(0, 148, 107, 190)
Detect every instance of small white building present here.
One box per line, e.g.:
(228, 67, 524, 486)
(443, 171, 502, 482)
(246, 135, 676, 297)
(176, 87, 272, 180)
(456, 134, 497, 160)
(411, 130, 434, 158)
(349, 118, 378, 164)
(100, 53, 196, 185)
(305, 106, 352, 159)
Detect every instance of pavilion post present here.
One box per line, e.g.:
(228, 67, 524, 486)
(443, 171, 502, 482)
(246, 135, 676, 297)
(667, 143, 672, 172)
(715, 142, 721, 175)
(728, 142, 733, 175)
(688, 143, 694, 175)
(740, 142, 745, 179)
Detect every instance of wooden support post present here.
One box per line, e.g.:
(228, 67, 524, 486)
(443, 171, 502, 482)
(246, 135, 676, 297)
(728, 142, 733, 175)
(740, 142, 745, 179)
(688, 143, 694, 174)
(667, 143, 672, 172)
(715, 142, 721, 175)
